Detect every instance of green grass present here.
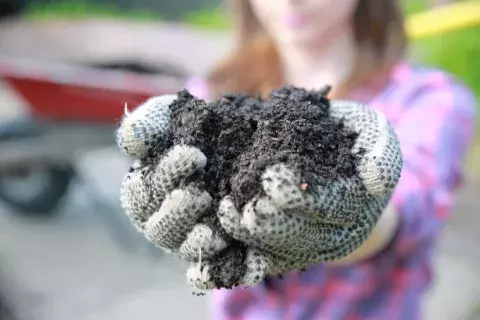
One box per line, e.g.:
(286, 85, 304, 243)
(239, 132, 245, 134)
(412, 25, 480, 100)
(24, 1, 233, 29)
(402, 0, 430, 15)
(181, 6, 230, 30)
(24, 0, 231, 29)
(24, 1, 163, 21)
(403, 0, 480, 101)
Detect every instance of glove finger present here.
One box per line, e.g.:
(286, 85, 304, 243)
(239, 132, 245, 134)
(218, 195, 305, 256)
(116, 95, 177, 159)
(179, 223, 229, 262)
(120, 163, 151, 231)
(146, 145, 207, 205)
(186, 262, 217, 291)
(233, 196, 379, 262)
(144, 186, 211, 252)
(217, 196, 252, 241)
(262, 163, 317, 216)
(329, 100, 403, 196)
(120, 145, 207, 226)
(262, 163, 360, 225)
(186, 247, 271, 290)
(239, 248, 271, 286)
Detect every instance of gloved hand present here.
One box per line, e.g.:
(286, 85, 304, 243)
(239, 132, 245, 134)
(185, 100, 403, 289)
(116, 95, 403, 291)
(116, 96, 223, 257)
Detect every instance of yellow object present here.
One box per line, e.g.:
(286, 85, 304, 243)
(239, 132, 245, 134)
(406, 1, 480, 40)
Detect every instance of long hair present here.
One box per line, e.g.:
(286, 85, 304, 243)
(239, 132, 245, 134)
(206, 0, 407, 99)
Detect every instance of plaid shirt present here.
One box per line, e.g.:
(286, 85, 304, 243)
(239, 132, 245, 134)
(186, 62, 477, 320)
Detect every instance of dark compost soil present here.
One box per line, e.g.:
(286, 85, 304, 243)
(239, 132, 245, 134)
(151, 85, 363, 289)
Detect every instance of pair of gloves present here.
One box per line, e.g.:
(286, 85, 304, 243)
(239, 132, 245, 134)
(116, 94, 403, 291)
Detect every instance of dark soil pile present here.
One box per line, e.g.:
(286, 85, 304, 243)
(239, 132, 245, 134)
(155, 85, 364, 289)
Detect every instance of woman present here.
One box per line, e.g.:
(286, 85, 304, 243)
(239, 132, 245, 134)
(183, 0, 477, 319)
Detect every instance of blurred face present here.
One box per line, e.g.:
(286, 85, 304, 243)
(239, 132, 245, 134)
(248, 0, 358, 47)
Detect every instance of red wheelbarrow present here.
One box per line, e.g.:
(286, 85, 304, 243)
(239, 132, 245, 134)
(0, 54, 186, 217)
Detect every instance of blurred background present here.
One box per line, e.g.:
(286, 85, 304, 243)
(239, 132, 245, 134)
(0, 0, 478, 319)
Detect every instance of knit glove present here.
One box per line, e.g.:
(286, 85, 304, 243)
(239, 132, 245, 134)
(116, 96, 403, 291)
(116, 96, 216, 255)
(185, 100, 403, 289)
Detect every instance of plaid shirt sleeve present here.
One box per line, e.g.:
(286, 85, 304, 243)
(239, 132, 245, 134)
(389, 79, 477, 256)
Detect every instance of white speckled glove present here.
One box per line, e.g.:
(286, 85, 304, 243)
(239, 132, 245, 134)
(186, 100, 403, 289)
(117, 96, 217, 255)
(116, 96, 403, 291)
